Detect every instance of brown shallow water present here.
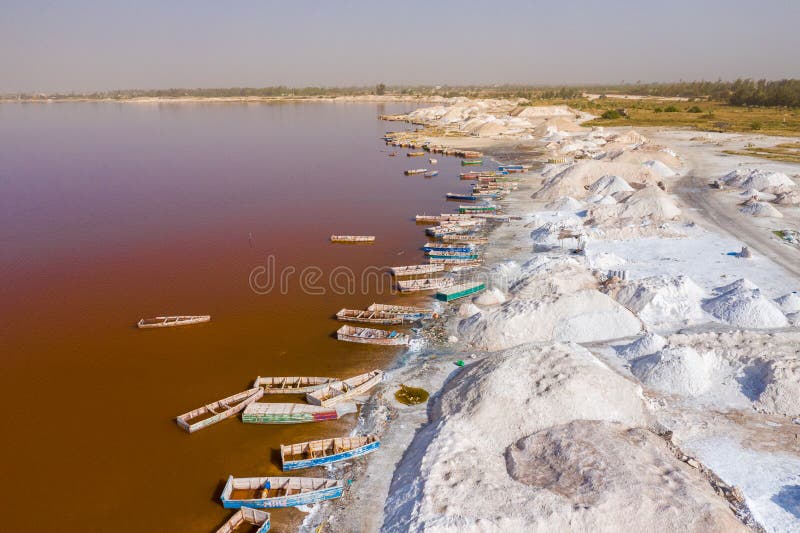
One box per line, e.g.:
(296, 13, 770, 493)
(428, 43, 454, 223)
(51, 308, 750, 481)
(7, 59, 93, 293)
(0, 101, 493, 532)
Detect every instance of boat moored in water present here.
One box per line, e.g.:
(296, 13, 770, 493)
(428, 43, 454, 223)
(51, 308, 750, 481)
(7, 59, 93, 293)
(397, 277, 454, 292)
(424, 170, 439, 177)
(137, 315, 210, 329)
(390, 264, 444, 277)
(281, 435, 380, 471)
(216, 508, 271, 533)
(366, 303, 436, 320)
(306, 370, 383, 407)
(176, 387, 264, 433)
(335, 308, 406, 325)
(330, 235, 375, 243)
(253, 376, 337, 394)
(220, 476, 344, 509)
(404, 168, 428, 175)
(336, 325, 410, 345)
(242, 403, 341, 424)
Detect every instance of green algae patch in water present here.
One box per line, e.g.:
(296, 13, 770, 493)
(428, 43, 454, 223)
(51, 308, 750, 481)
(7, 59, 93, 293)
(395, 384, 430, 405)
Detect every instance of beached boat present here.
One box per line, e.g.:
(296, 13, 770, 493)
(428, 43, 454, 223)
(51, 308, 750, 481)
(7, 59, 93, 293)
(216, 508, 270, 533)
(397, 277, 454, 293)
(306, 370, 384, 407)
(424, 171, 439, 177)
(498, 164, 529, 173)
(176, 387, 264, 433)
(429, 257, 484, 265)
(137, 315, 210, 329)
(336, 325, 409, 345)
(426, 225, 470, 237)
(461, 159, 483, 166)
(220, 476, 344, 509)
(407, 151, 425, 157)
(441, 235, 489, 244)
(330, 235, 375, 243)
(253, 376, 337, 394)
(429, 158, 438, 164)
(459, 205, 497, 214)
(426, 250, 479, 259)
(441, 259, 484, 270)
(242, 403, 340, 424)
(423, 243, 475, 253)
(459, 172, 479, 180)
(335, 308, 405, 325)
(446, 193, 478, 201)
(366, 303, 436, 320)
(281, 435, 380, 471)
(404, 168, 428, 175)
(463, 151, 483, 158)
(436, 282, 487, 302)
(391, 264, 444, 276)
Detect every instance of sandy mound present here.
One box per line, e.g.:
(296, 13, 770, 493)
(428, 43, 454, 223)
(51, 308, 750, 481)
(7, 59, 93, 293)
(588, 185, 681, 224)
(608, 130, 647, 145)
(544, 196, 584, 211)
(459, 289, 642, 350)
(739, 199, 783, 218)
(612, 148, 681, 169)
(383, 343, 744, 533)
(474, 288, 506, 306)
(588, 175, 634, 196)
(631, 346, 718, 397)
(512, 105, 575, 119)
(615, 275, 708, 329)
(457, 302, 482, 318)
(703, 279, 788, 328)
(618, 333, 668, 360)
(643, 159, 677, 177)
(775, 292, 800, 314)
(533, 161, 659, 201)
(721, 168, 796, 191)
(773, 190, 800, 205)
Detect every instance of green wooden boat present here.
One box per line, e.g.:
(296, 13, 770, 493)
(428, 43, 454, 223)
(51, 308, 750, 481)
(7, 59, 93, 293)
(435, 282, 486, 302)
(461, 159, 483, 166)
(459, 205, 497, 213)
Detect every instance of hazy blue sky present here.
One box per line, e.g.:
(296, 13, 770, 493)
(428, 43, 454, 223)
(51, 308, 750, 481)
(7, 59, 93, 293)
(2, 0, 798, 92)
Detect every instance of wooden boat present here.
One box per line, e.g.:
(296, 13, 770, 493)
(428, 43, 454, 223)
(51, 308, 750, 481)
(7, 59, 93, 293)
(336, 308, 405, 325)
(220, 476, 344, 509)
(242, 403, 340, 424)
(426, 225, 470, 237)
(429, 257, 484, 265)
(497, 164, 529, 173)
(461, 159, 483, 166)
(459, 205, 497, 214)
(429, 158, 438, 164)
(463, 151, 483, 158)
(436, 282, 487, 302)
(423, 243, 475, 253)
(367, 303, 436, 320)
(391, 264, 444, 276)
(424, 171, 439, 177)
(446, 193, 477, 201)
(216, 508, 270, 533)
(426, 251, 479, 260)
(336, 325, 409, 345)
(137, 315, 210, 329)
(441, 235, 489, 244)
(281, 435, 380, 471)
(330, 235, 375, 243)
(397, 277, 454, 292)
(442, 259, 484, 270)
(407, 151, 425, 157)
(460, 172, 479, 180)
(176, 387, 264, 433)
(253, 376, 336, 394)
(404, 168, 428, 175)
(306, 370, 384, 407)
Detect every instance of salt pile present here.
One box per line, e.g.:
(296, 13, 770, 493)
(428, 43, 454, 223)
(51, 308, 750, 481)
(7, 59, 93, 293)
(618, 333, 667, 360)
(608, 130, 647, 145)
(702, 279, 788, 328)
(775, 292, 800, 314)
(739, 188, 776, 201)
(384, 343, 745, 532)
(615, 275, 708, 329)
(529, 217, 584, 247)
(533, 161, 659, 200)
(739, 199, 783, 218)
(457, 302, 482, 318)
(643, 159, 677, 177)
(474, 288, 506, 306)
(510, 256, 597, 300)
(544, 196, 584, 211)
(589, 251, 626, 270)
(588, 185, 681, 224)
(755, 357, 800, 417)
(631, 346, 718, 397)
(588, 175, 634, 196)
(586, 193, 617, 204)
(774, 190, 800, 205)
(459, 289, 642, 350)
(721, 168, 796, 191)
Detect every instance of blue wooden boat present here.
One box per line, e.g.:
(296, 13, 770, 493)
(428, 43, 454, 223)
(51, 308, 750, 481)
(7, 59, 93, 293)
(426, 252, 479, 260)
(424, 170, 439, 177)
(280, 435, 380, 471)
(446, 193, 478, 201)
(216, 508, 270, 533)
(423, 243, 475, 253)
(367, 303, 437, 320)
(220, 476, 344, 509)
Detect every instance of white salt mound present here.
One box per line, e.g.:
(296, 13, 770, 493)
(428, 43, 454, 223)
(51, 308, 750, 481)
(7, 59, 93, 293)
(631, 346, 717, 397)
(618, 333, 668, 360)
(589, 252, 627, 270)
(775, 292, 800, 314)
(588, 185, 681, 223)
(588, 175, 634, 195)
(774, 190, 800, 205)
(533, 160, 659, 200)
(713, 278, 758, 295)
(457, 302, 482, 318)
(544, 196, 584, 211)
(643, 160, 677, 177)
(703, 279, 788, 328)
(615, 275, 708, 329)
(739, 200, 783, 218)
(474, 288, 506, 306)
(739, 188, 776, 201)
(721, 168, 796, 191)
(755, 357, 800, 418)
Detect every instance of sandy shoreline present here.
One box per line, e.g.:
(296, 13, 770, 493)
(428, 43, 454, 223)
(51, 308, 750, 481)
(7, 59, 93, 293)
(304, 99, 800, 532)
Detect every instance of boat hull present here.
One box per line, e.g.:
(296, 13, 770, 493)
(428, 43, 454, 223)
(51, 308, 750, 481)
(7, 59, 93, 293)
(177, 387, 264, 433)
(220, 476, 344, 509)
(283, 441, 380, 471)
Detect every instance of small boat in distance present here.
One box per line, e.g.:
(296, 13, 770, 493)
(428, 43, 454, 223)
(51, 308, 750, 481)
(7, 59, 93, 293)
(330, 235, 375, 243)
(404, 168, 428, 175)
(220, 476, 345, 509)
(281, 435, 380, 471)
(446, 193, 478, 201)
(442, 235, 489, 244)
(429, 158, 438, 164)
(176, 387, 264, 433)
(461, 159, 483, 166)
(336, 308, 405, 325)
(436, 281, 487, 302)
(367, 303, 436, 320)
(336, 325, 410, 345)
(423, 243, 475, 253)
(253, 376, 336, 394)
(216, 508, 270, 533)
(424, 170, 439, 177)
(407, 151, 425, 157)
(390, 264, 444, 276)
(306, 370, 383, 407)
(137, 315, 210, 329)
(242, 403, 340, 424)
(397, 277, 454, 292)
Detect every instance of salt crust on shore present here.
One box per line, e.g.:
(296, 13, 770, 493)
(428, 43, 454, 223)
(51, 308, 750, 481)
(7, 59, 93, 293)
(382, 343, 746, 533)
